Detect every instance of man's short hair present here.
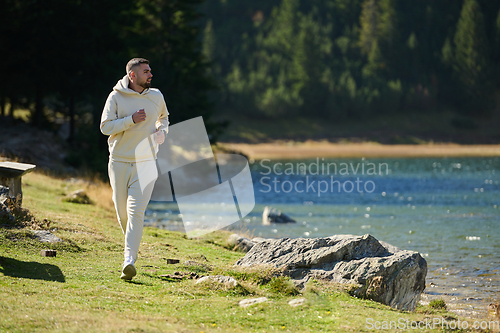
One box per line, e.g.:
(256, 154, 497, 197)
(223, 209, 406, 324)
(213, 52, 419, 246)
(126, 58, 149, 77)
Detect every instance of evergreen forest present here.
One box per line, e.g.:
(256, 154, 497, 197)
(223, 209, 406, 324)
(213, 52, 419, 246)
(199, 0, 500, 119)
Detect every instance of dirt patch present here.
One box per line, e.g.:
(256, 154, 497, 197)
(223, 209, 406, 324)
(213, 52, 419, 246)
(0, 121, 70, 171)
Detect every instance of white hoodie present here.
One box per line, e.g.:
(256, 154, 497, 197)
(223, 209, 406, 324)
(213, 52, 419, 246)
(100, 75, 169, 162)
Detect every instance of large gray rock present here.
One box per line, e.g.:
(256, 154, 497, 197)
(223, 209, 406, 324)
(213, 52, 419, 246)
(262, 206, 296, 225)
(235, 234, 427, 311)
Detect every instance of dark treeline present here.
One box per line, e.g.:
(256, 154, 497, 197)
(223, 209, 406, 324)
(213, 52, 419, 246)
(199, 0, 500, 119)
(0, 0, 221, 174)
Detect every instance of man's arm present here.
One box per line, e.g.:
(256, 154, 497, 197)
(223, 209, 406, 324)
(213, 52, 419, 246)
(155, 96, 169, 134)
(100, 94, 136, 136)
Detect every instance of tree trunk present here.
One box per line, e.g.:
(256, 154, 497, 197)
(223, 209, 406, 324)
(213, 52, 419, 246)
(92, 92, 108, 151)
(32, 83, 44, 127)
(0, 96, 5, 117)
(68, 96, 75, 143)
(8, 96, 16, 120)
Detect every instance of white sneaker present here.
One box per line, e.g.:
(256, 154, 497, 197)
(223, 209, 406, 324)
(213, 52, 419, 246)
(120, 256, 136, 281)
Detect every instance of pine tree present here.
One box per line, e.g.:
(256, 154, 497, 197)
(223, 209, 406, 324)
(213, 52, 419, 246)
(291, 13, 328, 116)
(247, 0, 302, 117)
(359, 0, 395, 54)
(202, 19, 216, 64)
(496, 9, 500, 51)
(493, 8, 500, 81)
(452, 0, 490, 98)
(359, 0, 396, 81)
(377, 0, 396, 45)
(263, 0, 299, 54)
(359, 0, 378, 55)
(441, 37, 453, 65)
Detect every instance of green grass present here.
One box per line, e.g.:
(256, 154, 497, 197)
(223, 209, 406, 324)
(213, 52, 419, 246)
(0, 172, 482, 332)
(429, 299, 447, 310)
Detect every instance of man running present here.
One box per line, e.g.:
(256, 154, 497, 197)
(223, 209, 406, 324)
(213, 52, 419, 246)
(100, 58, 169, 280)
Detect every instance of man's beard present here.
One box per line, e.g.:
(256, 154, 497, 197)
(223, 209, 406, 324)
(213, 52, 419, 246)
(139, 80, 151, 89)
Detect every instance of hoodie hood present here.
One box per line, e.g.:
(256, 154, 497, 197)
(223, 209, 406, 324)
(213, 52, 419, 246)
(113, 75, 150, 95)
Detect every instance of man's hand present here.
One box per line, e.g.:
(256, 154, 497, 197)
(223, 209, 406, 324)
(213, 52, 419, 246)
(132, 109, 146, 123)
(154, 130, 165, 145)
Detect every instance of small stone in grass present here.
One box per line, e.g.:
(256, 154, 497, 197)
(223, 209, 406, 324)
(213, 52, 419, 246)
(196, 275, 238, 289)
(288, 298, 306, 307)
(239, 297, 268, 308)
(41, 249, 57, 257)
(166, 259, 180, 264)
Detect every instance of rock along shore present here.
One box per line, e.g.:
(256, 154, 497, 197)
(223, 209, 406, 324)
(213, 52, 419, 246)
(235, 234, 427, 311)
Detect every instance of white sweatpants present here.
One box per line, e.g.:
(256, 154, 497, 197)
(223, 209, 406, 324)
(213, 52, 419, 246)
(108, 160, 157, 261)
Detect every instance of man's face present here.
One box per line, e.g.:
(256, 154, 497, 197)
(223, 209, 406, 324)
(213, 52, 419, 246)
(132, 63, 153, 89)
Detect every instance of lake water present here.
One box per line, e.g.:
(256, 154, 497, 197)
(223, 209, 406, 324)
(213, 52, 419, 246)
(145, 156, 499, 318)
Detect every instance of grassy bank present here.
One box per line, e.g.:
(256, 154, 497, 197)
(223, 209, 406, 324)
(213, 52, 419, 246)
(0, 172, 483, 332)
(217, 111, 500, 144)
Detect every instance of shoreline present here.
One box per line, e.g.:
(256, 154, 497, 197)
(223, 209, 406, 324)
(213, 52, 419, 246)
(220, 142, 500, 159)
